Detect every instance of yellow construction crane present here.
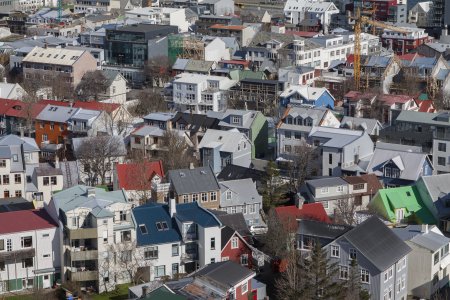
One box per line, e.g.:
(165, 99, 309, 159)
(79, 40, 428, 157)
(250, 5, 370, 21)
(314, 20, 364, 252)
(349, 7, 411, 91)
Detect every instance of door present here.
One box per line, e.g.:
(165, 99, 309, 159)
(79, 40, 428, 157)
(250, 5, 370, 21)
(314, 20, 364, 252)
(42, 275, 51, 289)
(395, 208, 404, 223)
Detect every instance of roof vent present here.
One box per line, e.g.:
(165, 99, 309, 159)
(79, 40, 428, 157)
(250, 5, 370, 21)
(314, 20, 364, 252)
(200, 170, 206, 175)
(179, 172, 185, 177)
(86, 187, 96, 198)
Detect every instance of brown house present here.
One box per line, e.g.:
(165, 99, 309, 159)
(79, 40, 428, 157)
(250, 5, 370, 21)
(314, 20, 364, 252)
(168, 165, 221, 210)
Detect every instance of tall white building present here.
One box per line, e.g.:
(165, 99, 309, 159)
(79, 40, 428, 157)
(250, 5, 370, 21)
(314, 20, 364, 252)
(125, 7, 190, 33)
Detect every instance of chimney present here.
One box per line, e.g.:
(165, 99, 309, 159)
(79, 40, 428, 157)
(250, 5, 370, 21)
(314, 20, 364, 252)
(141, 286, 149, 297)
(189, 162, 195, 170)
(295, 194, 304, 209)
(443, 25, 448, 37)
(169, 198, 176, 218)
(421, 224, 429, 234)
(3, 77, 6, 83)
(87, 187, 96, 198)
(55, 154, 60, 169)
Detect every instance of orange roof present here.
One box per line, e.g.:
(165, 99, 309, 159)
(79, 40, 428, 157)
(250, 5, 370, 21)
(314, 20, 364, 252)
(209, 24, 245, 30)
(275, 203, 331, 231)
(116, 161, 164, 190)
(417, 100, 435, 113)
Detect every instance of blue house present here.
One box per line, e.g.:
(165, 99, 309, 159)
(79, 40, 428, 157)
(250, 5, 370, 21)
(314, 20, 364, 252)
(366, 145, 434, 187)
(279, 85, 335, 109)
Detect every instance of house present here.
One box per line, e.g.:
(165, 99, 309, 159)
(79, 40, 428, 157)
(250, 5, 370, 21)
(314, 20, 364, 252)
(165, 261, 256, 300)
(408, 1, 433, 28)
(365, 145, 433, 187)
(168, 166, 221, 210)
(207, 24, 256, 47)
(97, 70, 127, 104)
(113, 161, 165, 205)
(221, 226, 253, 269)
(22, 47, 97, 88)
(381, 24, 432, 55)
(29, 164, 64, 206)
(125, 7, 190, 33)
(0, 82, 26, 100)
(198, 129, 252, 174)
(392, 224, 450, 299)
(279, 85, 335, 108)
(308, 127, 374, 177)
(296, 219, 352, 251)
(340, 116, 382, 137)
(369, 185, 436, 225)
(171, 73, 237, 113)
(68, 108, 112, 138)
(0, 209, 60, 294)
(46, 185, 135, 293)
(0, 99, 46, 137)
(360, 56, 401, 93)
(278, 66, 318, 86)
(129, 125, 165, 157)
(215, 109, 268, 159)
(326, 216, 411, 300)
(212, 212, 252, 241)
(72, 136, 127, 186)
(300, 175, 382, 216)
(217, 164, 265, 192)
(219, 179, 262, 226)
(275, 202, 331, 232)
(284, 0, 339, 33)
(144, 112, 175, 129)
(133, 200, 222, 278)
(276, 106, 340, 164)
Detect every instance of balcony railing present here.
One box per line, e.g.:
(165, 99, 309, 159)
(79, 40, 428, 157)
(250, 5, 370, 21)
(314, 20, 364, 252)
(65, 227, 97, 240)
(181, 252, 198, 262)
(68, 249, 98, 261)
(183, 233, 198, 242)
(69, 125, 89, 132)
(68, 269, 98, 281)
(0, 248, 35, 260)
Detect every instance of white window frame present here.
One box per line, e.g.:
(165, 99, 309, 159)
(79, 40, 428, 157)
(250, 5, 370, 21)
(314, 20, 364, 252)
(331, 245, 340, 258)
(231, 237, 238, 249)
(361, 269, 370, 284)
(241, 281, 248, 294)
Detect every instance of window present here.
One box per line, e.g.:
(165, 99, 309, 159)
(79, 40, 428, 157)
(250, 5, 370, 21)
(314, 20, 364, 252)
(3, 175, 9, 185)
(183, 195, 189, 203)
(232, 116, 240, 124)
(401, 275, 405, 289)
(331, 245, 340, 258)
(15, 190, 21, 197)
(210, 191, 217, 201)
(22, 258, 33, 268)
(119, 211, 127, 221)
(0, 261, 4, 271)
(397, 278, 401, 292)
(210, 258, 215, 264)
(284, 145, 291, 153)
(3, 190, 9, 198)
(0, 239, 3, 251)
(139, 224, 148, 234)
(285, 131, 292, 139)
(6, 239, 11, 251)
(210, 237, 216, 250)
(14, 174, 21, 184)
(43, 177, 49, 186)
(241, 281, 248, 294)
(442, 244, 449, 258)
(339, 266, 349, 280)
(172, 263, 179, 276)
(337, 185, 344, 192)
(172, 244, 179, 256)
(42, 134, 48, 142)
(354, 183, 364, 190)
(12, 154, 18, 162)
(388, 266, 393, 278)
(60, 124, 64, 131)
(294, 132, 302, 139)
(0, 160, 5, 167)
(321, 187, 329, 194)
(154, 265, 165, 278)
(192, 194, 199, 202)
(144, 246, 158, 259)
(349, 248, 357, 260)
(42, 233, 49, 238)
(121, 230, 131, 242)
(384, 270, 389, 282)
(329, 153, 333, 164)
(201, 193, 208, 202)
(438, 157, 446, 166)
(433, 272, 439, 286)
(231, 237, 238, 249)
(21, 236, 32, 248)
(51, 176, 57, 185)
(226, 191, 232, 200)
(241, 254, 248, 266)
(434, 252, 440, 265)
(439, 143, 447, 152)
(361, 269, 370, 283)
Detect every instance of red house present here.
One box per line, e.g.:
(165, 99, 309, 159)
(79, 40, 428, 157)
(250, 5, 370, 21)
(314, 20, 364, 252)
(221, 226, 253, 269)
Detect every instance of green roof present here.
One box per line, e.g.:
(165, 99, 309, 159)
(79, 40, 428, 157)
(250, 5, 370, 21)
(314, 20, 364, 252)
(377, 186, 436, 224)
(143, 286, 186, 300)
(418, 93, 429, 101)
(229, 70, 266, 81)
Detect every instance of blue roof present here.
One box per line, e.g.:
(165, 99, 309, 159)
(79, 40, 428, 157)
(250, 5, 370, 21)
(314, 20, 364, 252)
(409, 57, 436, 68)
(175, 202, 221, 228)
(133, 203, 182, 247)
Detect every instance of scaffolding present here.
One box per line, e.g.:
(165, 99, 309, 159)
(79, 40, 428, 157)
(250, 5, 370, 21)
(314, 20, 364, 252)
(168, 34, 205, 65)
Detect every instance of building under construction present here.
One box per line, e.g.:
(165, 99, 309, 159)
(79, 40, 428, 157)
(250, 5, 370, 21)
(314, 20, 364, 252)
(168, 34, 205, 64)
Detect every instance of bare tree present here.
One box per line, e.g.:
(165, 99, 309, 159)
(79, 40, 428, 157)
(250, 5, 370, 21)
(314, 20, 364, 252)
(159, 130, 196, 171)
(433, 90, 450, 111)
(262, 160, 283, 210)
(129, 89, 168, 117)
(144, 56, 171, 88)
(334, 197, 358, 226)
(75, 70, 109, 101)
(76, 136, 126, 186)
(263, 208, 296, 258)
(286, 143, 314, 194)
(275, 249, 305, 299)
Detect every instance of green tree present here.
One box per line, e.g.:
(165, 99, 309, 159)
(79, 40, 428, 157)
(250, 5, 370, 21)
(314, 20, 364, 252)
(262, 160, 282, 210)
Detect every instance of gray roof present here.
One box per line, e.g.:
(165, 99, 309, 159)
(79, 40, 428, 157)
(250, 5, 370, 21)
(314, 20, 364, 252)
(143, 112, 174, 122)
(420, 174, 450, 218)
(172, 58, 189, 71)
(217, 109, 260, 130)
(169, 166, 220, 195)
(340, 216, 411, 272)
(132, 125, 165, 137)
(198, 129, 249, 153)
(340, 116, 381, 134)
(375, 142, 423, 153)
(219, 178, 261, 208)
(309, 127, 365, 148)
(364, 56, 392, 68)
(299, 219, 352, 239)
(306, 177, 348, 189)
(392, 225, 450, 252)
(395, 110, 450, 126)
(366, 148, 430, 181)
(184, 60, 214, 73)
(36, 105, 78, 123)
(211, 211, 251, 236)
(34, 166, 63, 177)
(194, 261, 254, 287)
(101, 69, 123, 86)
(0, 135, 39, 153)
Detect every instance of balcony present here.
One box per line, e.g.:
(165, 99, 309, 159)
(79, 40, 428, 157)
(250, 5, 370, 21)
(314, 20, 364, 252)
(68, 269, 98, 282)
(183, 232, 198, 242)
(70, 125, 89, 132)
(0, 248, 35, 261)
(181, 252, 198, 262)
(68, 249, 98, 261)
(65, 227, 97, 240)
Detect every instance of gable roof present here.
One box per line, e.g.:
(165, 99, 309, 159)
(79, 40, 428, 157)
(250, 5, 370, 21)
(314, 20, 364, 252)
(277, 106, 329, 130)
(38, 100, 120, 114)
(0, 209, 58, 234)
(0, 134, 39, 152)
(217, 164, 265, 183)
(340, 116, 381, 134)
(169, 166, 220, 195)
(194, 261, 255, 287)
(211, 211, 251, 237)
(23, 46, 88, 66)
(309, 127, 365, 148)
(275, 203, 331, 231)
(172, 111, 220, 132)
(133, 203, 182, 247)
(298, 219, 352, 239)
(219, 178, 261, 207)
(198, 129, 250, 153)
(280, 85, 332, 102)
(175, 202, 221, 228)
(116, 161, 164, 190)
(340, 216, 411, 271)
(217, 109, 261, 130)
(36, 104, 78, 122)
(392, 225, 450, 252)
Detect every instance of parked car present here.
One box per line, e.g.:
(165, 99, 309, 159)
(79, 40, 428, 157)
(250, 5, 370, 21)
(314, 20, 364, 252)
(250, 225, 268, 235)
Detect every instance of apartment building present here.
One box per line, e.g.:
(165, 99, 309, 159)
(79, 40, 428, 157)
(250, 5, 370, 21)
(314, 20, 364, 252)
(0, 209, 60, 294)
(47, 185, 135, 293)
(284, 0, 339, 33)
(22, 47, 97, 88)
(172, 73, 237, 113)
(125, 7, 190, 32)
(74, 0, 121, 13)
(382, 25, 432, 55)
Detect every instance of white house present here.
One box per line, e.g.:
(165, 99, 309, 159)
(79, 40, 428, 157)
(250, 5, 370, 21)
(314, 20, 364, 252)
(284, 0, 339, 33)
(0, 82, 27, 100)
(125, 7, 190, 33)
(0, 209, 60, 294)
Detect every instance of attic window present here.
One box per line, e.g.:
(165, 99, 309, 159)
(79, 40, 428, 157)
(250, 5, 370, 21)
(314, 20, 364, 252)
(139, 224, 148, 234)
(156, 221, 169, 231)
(406, 191, 411, 197)
(61, 55, 66, 59)
(71, 56, 79, 60)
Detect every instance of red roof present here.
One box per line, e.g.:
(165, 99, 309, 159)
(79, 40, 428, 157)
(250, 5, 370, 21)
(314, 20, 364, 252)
(398, 53, 421, 61)
(0, 99, 46, 118)
(417, 100, 435, 113)
(275, 203, 331, 231)
(220, 60, 250, 66)
(378, 94, 413, 105)
(38, 100, 120, 113)
(116, 161, 164, 190)
(0, 209, 58, 234)
(346, 54, 355, 64)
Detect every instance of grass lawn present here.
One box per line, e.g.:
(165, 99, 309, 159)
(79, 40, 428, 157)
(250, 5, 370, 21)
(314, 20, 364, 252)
(91, 283, 130, 300)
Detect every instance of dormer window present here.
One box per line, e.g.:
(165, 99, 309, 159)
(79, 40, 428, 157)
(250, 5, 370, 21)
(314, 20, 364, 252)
(232, 116, 240, 124)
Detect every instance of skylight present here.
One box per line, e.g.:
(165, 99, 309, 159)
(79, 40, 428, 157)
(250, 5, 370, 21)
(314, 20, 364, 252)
(139, 224, 148, 234)
(156, 221, 169, 231)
